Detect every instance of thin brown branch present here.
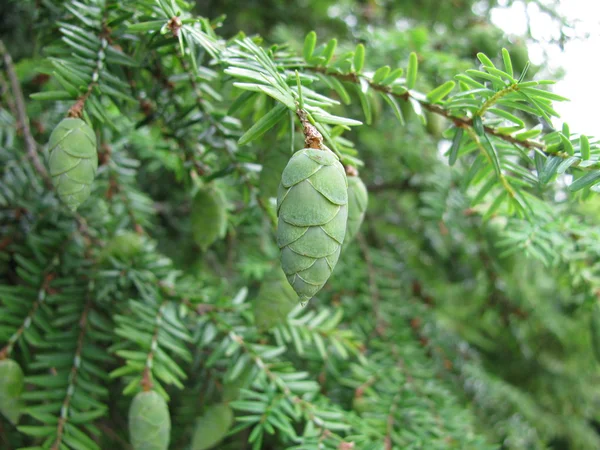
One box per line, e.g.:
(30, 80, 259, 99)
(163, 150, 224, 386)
(384, 393, 401, 450)
(209, 313, 335, 440)
(308, 66, 547, 152)
(0, 72, 18, 118)
(141, 301, 166, 391)
(67, 4, 110, 118)
(51, 298, 92, 450)
(0, 272, 55, 359)
(0, 39, 52, 188)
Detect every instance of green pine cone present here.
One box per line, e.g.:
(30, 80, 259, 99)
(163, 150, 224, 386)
(591, 302, 600, 363)
(277, 148, 348, 302)
(0, 359, 24, 425)
(345, 175, 368, 245)
(190, 402, 234, 450)
(47, 118, 98, 211)
(128, 390, 171, 450)
(191, 186, 227, 251)
(252, 266, 298, 330)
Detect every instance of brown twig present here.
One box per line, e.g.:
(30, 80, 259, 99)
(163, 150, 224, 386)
(209, 314, 336, 442)
(308, 66, 547, 152)
(0, 39, 52, 188)
(296, 109, 323, 149)
(0, 71, 18, 118)
(67, 6, 110, 118)
(0, 272, 56, 359)
(51, 298, 92, 450)
(141, 302, 166, 392)
(384, 392, 401, 450)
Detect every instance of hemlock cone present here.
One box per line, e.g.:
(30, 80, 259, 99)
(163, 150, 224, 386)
(0, 359, 24, 425)
(191, 186, 228, 251)
(128, 390, 171, 450)
(252, 266, 299, 330)
(277, 148, 348, 302)
(47, 118, 98, 211)
(345, 175, 369, 245)
(190, 402, 234, 450)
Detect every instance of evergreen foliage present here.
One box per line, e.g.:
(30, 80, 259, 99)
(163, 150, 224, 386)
(0, 0, 598, 449)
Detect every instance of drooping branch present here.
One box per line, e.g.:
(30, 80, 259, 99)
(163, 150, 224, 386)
(0, 39, 52, 188)
(307, 66, 548, 152)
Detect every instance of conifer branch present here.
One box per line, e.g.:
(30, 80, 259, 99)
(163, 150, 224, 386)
(476, 83, 520, 116)
(0, 271, 55, 359)
(67, 3, 110, 118)
(464, 126, 516, 197)
(208, 311, 347, 443)
(306, 66, 548, 151)
(141, 301, 167, 391)
(0, 39, 52, 188)
(51, 295, 93, 450)
(0, 72, 18, 119)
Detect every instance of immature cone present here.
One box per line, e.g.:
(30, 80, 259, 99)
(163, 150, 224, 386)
(190, 402, 234, 450)
(47, 118, 98, 211)
(0, 359, 24, 425)
(345, 175, 368, 245)
(591, 302, 600, 363)
(252, 266, 298, 330)
(277, 148, 348, 302)
(128, 390, 171, 450)
(191, 186, 227, 251)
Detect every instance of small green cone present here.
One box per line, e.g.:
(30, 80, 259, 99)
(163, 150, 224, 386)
(190, 402, 234, 450)
(191, 186, 227, 251)
(47, 118, 98, 211)
(252, 266, 298, 330)
(0, 359, 24, 425)
(277, 148, 348, 303)
(345, 175, 368, 245)
(128, 390, 171, 450)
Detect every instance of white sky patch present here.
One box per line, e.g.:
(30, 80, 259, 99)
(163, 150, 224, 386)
(492, 0, 600, 136)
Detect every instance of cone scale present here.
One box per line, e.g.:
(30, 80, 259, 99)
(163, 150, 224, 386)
(276, 148, 348, 302)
